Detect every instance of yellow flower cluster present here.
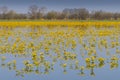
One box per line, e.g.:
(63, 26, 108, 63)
(0, 21, 119, 27)
(0, 21, 119, 76)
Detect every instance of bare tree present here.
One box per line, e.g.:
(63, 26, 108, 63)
(46, 11, 58, 19)
(0, 5, 120, 20)
(63, 8, 71, 19)
(0, 6, 8, 19)
(37, 7, 47, 19)
(28, 5, 39, 19)
(6, 10, 17, 19)
(78, 8, 89, 20)
(113, 13, 120, 20)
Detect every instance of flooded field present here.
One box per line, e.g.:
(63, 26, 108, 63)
(0, 24, 120, 80)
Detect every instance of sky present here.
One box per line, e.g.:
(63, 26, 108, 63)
(0, 0, 120, 13)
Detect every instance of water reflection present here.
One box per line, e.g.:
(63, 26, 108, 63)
(0, 26, 119, 78)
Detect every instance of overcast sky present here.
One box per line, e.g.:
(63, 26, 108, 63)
(0, 0, 120, 13)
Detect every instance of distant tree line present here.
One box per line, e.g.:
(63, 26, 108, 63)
(0, 5, 120, 20)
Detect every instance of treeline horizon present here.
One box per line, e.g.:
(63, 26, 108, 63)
(0, 5, 120, 20)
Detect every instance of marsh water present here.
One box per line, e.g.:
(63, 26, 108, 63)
(0, 26, 120, 80)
